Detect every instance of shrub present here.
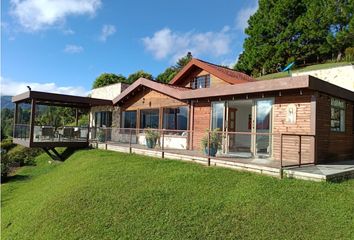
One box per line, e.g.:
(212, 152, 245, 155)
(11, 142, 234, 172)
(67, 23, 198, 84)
(7, 146, 43, 166)
(1, 154, 13, 180)
(0, 139, 16, 152)
(344, 47, 354, 62)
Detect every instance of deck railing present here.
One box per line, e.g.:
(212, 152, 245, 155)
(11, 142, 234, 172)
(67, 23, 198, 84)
(89, 127, 316, 169)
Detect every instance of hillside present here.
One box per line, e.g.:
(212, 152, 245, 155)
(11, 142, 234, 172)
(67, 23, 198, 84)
(1, 96, 14, 110)
(2, 149, 354, 239)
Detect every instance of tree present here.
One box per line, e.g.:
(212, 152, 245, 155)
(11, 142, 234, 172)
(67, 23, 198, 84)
(92, 73, 127, 89)
(127, 70, 153, 83)
(234, 0, 354, 76)
(156, 52, 193, 83)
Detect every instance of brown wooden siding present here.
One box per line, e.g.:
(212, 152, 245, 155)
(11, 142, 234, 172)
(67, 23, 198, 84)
(122, 89, 188, 111)
(316, 93, 353, 162)
(192, 101, 211, 150)
(273, 94, 314, 164)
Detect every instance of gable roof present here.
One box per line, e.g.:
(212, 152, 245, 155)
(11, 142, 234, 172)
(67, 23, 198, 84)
(112, 78, 190, 105)
(169, 58, 255, 85)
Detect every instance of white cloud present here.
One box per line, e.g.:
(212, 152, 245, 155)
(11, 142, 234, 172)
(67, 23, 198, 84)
(99, 24, 116, 42)
(10, 0, 101, 32)
(142, 26, 232, 62)
(0, 76, 88, 96)
(63, 28, 75, 35)
(235, 3, 258, 30)
(64, 44, 84, 53)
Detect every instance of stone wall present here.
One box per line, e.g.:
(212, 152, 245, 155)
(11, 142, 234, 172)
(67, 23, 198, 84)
(91, 83, 130, 100)
(292, 65, 354, 91)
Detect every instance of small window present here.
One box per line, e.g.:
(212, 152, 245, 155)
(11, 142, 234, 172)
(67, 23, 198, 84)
(122, 111, 137, 128)
(140, 109, 159, 129)
(163, 107, 188, 130)
(95, 111, 112, 127)
(331, 98, 345, 132)
(191, 75, 210, 89)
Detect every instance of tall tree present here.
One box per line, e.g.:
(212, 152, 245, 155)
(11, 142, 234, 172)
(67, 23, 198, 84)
(92, 73, 127, 89)
(156, 52, 193, 83)
(127, 70, 154, 83)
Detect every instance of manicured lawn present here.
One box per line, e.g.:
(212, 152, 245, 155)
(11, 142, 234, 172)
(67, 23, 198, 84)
(2, 149, 354, 239)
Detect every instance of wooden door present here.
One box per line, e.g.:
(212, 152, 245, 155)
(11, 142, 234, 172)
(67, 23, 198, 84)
(228, 108, 237, 151)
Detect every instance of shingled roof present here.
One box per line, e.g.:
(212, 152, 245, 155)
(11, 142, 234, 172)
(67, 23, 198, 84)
(169, 58, 255, 85)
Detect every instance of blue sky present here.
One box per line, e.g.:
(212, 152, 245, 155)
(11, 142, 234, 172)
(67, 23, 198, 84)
(1, 0, 257, 96)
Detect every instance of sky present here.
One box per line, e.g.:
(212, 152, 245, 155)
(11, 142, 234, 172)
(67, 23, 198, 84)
(1, 0, 258, 96)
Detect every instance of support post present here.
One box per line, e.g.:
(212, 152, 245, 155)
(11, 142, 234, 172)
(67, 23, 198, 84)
(299, 135, 302, 167)
(75, 108, 79, 126)
(207, 130, 211, 166)
(29, 99, 36, 146)
(13, 102, 18, 138)
(129, 128, 132, 154)
(161, 129, 165, 158)
(280, 134, 283, 179)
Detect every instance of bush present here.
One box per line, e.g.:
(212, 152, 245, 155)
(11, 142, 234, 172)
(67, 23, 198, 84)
(1, 154, 13, 180)
(7, 146, 43, 166)
(344, 47, 354, 62)
(0, 139, 16, 152)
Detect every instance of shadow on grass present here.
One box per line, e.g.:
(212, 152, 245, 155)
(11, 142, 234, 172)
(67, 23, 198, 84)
(2, 174, 30, 184)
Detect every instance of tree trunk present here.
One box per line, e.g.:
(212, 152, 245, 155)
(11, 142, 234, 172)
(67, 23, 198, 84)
(336, 52, 342, 62)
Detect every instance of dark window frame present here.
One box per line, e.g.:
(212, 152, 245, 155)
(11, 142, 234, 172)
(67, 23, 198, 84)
(191, 75, 210, 89)
(330, 97, 346, 132)
(140, 109, 160, 129)
(95, 111, 112, 127)
(122, 110, 137, 128)
(163, 106, 189, 130)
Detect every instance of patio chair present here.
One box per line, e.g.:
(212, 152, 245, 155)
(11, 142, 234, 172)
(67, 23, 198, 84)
(41, 126, 54, 141)
(62, 127, 74, 140)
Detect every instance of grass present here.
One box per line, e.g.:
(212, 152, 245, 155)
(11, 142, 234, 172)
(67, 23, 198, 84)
(2, 149, 354, 239)
(256, 61, 353, 80)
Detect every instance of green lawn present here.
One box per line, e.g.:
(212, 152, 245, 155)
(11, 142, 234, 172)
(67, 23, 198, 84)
(2, 149, 354, 239)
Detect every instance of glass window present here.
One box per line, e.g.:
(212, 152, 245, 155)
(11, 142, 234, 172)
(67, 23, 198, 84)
(140, 109, 159, 129)
(211, 102, 225, 130)
(191, 75, 210, 89)
(163, 107, 188, 130)
(95, 111, 112, 127)
(122, 111, 137, 128)
(331, 98, 346, 132)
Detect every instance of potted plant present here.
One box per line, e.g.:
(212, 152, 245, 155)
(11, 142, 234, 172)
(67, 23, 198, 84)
(201, 128, 222, 157)
(144, 129, 160, 149)
(97, 129, 106, 142)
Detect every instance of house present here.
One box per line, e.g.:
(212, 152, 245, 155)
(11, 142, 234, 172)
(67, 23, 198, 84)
(12, 58, 354, 166)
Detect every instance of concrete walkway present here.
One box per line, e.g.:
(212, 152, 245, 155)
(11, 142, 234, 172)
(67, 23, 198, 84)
(284, 160, 354, 182)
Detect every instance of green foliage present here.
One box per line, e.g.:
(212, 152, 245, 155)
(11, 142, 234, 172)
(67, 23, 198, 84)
(92, 73, 127, 89)
(2, 149, 354, 239)
(1, 154, 13, 180)
(6, 145, 43, 166)
(127, 70, 153, 83)
(1, 108, 14, 139)
(156, 53, 192, 83)
(201, 128, 222, 149)
(144, 128, 160, 141)
(345, 47, 354, 61)
(235, 0, 354, 76)
(0, 139, 16, 152)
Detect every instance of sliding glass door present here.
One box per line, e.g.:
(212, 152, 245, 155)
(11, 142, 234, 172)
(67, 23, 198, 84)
(254, 99, 273, 157)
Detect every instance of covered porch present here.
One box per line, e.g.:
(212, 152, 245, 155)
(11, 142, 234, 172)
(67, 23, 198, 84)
(12, 91, 111, 148)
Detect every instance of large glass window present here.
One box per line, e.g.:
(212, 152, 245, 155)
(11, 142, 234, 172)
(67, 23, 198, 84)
(331, 98, 346, 132)
(140, 109, 159, 129)
(191, 75, 210, 89)
(122, 111, 136, 128)
(163, 107, 188, 130)
(95, 111, 112, 127)
(211, 102, 225, 130)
